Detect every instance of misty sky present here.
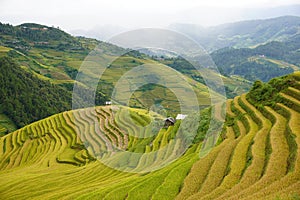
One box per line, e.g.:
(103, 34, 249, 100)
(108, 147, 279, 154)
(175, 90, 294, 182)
(0, 0, 299, 33)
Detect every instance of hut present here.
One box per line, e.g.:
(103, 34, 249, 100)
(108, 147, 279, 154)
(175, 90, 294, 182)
(164, 117, 176, 128)
(105, 101, 112, 105)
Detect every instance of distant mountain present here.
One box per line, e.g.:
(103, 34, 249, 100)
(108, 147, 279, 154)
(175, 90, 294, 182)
(173, 4, 300, 27)
(68, 5, 300, 41)
(170, 16, 300, 51)
(71, 25, 128, 41)
(241, 4, 300, 21)
(211, 34, 300, 82)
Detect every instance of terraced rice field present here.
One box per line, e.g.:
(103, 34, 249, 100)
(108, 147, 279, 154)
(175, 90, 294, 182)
(0, 74, 300, 199)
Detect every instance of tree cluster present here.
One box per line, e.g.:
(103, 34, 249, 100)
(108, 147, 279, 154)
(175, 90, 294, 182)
(0, 57, 72, 127)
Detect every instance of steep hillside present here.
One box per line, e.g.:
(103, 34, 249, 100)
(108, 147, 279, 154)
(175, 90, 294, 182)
(170, 16, 300, 51)
(0, 22, 125, 85)
(0, 57, 72, 129)
(159, 56, 252, 98)
(0, 22, 237, 129)
(0, 72, 299, 199)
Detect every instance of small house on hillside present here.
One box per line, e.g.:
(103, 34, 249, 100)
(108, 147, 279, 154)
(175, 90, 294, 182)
(105, 101, 112, 105)
(176, 114, 187, 120)
(164, 117, 176, 128)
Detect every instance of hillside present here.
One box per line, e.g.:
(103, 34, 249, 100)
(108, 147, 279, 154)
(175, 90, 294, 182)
(158, 56, 252, 98)
(0, 72, 299, 199)
(0, 57, 72, 130)
(0, 22, 252, 130)
(0, 56, 106, 133)
(0, 22, 123, 131)
(170, 16, 300, 51)
(211, 34, 300, 82)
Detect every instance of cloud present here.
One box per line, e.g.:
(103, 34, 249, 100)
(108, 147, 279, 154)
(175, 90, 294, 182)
(0, 0, 299, 31)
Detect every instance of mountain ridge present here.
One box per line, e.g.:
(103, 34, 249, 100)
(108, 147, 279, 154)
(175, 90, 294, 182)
(211, 34, 300, 82)
(170, 15, 300, 51)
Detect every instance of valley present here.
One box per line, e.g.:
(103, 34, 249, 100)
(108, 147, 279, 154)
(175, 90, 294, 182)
(0, 14, 300, 199)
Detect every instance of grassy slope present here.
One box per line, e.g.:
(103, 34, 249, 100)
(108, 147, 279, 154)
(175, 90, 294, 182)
(0, 43, 218, 122)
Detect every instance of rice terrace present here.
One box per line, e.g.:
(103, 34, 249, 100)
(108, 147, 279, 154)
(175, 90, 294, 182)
(0, 71, 300, 199)
(1, 1, 300, 199)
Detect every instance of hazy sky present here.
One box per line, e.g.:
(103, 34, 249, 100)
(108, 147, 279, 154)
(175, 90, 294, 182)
(0, 0, 299, 32)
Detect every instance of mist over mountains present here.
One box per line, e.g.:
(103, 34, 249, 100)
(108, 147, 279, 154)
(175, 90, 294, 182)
(69, 4, 300, 43)
(170, 15, 300, 51)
